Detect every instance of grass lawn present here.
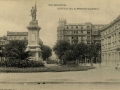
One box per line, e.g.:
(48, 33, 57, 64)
(0, 65, 95, 73)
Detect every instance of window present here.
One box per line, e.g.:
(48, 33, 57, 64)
(14, 37, 16, 40)
(9, 37, 12, 40)
(71, 26, 73, 29)
(81, 26, 83, 29)
(24, 37, 27, 40)
(87, 41, 90, 44)
(113, 27, 114, 31)
(92, 26, 95, 28)
(87, 36, 90, 39)
(83, 36, 86, 40)
(65, 36, 68, 40)
(74, 36, 78, 40)
(87, 31, 90, 34)
(87, 26, 90, 29)
(19, 37, 21, 40)
(76, 26, 78, 29)
(118, 23, 120, 26)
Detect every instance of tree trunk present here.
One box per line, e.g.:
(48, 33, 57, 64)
(0, 56, 1, 62)
(90, 57, 93, 66)
(84, 57, 86, 65)
(76, 59, 78, 64)
(1, 56, 2, 61)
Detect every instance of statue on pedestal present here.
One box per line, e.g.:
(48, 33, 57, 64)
(31, 3, 37, 21)
(26, 2, 43, 61)
(30, 3, 38, 26)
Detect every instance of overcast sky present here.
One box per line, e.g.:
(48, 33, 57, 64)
(0, 0, 120, 48)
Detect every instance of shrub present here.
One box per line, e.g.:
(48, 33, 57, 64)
(0, 59, 44, 68)
(46, 60, 58, 64)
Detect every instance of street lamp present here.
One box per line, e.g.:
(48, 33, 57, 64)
(98, 50, 101, 67)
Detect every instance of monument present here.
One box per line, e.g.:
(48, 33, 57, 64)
(25, 3, 43, 61)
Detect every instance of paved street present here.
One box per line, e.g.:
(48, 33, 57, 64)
(0, 64, 119, 83)
(0, 64, 120, 90)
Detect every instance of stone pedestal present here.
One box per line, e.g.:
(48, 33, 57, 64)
(25, 20, 43, 61)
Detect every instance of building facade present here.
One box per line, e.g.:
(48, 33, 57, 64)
(7, 31, 28, 41)
(7, 31, 43, 45)
(57, 19, 105, 45)
(0, 36, 8, 49)
(101, 15, 120, 65)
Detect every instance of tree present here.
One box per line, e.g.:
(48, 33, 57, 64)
(4, 40, 31, 60)
(87, 43, 101, 66)
(41, 45, 52, 60)
(53, 40, 71, 61)
(74, 42, 88, 62)
(95, 43, 101, 64)
(61, 50, 76, 64)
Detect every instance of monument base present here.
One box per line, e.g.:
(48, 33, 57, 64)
(26, 7, 43, 61)
(25, 46, 43, 61)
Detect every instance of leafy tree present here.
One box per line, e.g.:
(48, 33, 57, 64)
(53, 40, 102, 66)
(4, 40, 31, 60)
(87, 43, 99, 66)
(74, 42, 88, 61)
(61, 50, 76, 64)
(0, 40, 45, 68)
(53, 40, 71, 61)
(94, 43, 101, 63)
(53, 41, 90, 65)
(41, 45, 52, 60)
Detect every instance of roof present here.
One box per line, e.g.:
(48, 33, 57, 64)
(65, 23, 105, 26)
(65, 23, 85, 26)
(0, 36, 7, 40)
(92, 24, 106, 26)
(7, 31, 28, 36)
(101, 15, 120, 31)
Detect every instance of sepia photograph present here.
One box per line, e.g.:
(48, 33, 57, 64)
(0, 0, 120, 90)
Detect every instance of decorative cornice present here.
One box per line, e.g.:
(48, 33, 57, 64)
(27, 25, 41, 30)
(27, 20, 41, 30)
(101, 15, 120, 32)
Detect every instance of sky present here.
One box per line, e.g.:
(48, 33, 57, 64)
(0, 0, 120, 49)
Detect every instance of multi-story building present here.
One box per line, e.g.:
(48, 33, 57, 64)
(7, 31, 43, 45)
(101, 15, 120, 65)
(57, 19, 105, 45)
(7, 31, 28, 41)
(0, 36, 8, 48)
